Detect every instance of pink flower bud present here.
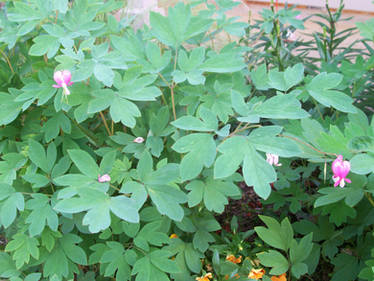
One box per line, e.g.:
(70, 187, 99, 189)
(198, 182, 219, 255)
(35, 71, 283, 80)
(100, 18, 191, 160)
(98, 174, 111, 183)
(133, 137, 145, 143)
(53, 70, 73, 96)
(331, 155, 351, 188)
(266, 153, 282, 167)
(295, 14, 302, 20)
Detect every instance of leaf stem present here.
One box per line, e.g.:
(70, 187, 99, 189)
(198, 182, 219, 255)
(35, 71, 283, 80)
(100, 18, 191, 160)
(279, 134, 336, 156)
(64, 113, 100, 145)
(365, 192, 374, 208)
(0, 49, 14, 74)
(99, 111, 112, 136)
(158, 73, 171, 88)
(171, 84, 176, 120)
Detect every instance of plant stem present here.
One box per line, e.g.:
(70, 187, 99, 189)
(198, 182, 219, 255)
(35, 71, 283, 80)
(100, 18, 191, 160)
(221, 123, 262, 143)
(110, 184, 121, 192)
(99, 111, 112, 136)
(158, 73, 171, 88)
(64, 113, 100, 145)
(0, 49, 14, 74)
(365, 192, 374, 208)
(171, 84, 176, 120)
(312, 98, 324, 120)
(279, 134, 336, 156)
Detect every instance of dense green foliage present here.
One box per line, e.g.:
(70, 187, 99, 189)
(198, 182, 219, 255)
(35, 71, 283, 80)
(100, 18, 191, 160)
(0, 0, 373, 280)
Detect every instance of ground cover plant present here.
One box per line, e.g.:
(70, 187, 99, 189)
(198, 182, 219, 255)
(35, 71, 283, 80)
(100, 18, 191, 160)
(0, 0, 373, 280)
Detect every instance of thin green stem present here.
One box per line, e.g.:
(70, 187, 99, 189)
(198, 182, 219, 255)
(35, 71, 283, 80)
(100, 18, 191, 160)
(64, 113, 100, 145)
(279, 134, 336, 156)
(365, 192, 374, 208)
(0, 49, 14, 74)
(312, 98, 324, 120)
(171, 85, 176, 120)
(99, 111, 112, 136)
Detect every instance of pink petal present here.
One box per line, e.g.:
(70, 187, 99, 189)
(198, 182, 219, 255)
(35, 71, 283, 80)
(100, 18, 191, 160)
(339, 180, 345, 188)
(133, 137, 145, 143)
(61, 70, 72, 84)
(345, 178, 351, 183)
(52, 84, 61, 88)
(334, 180, 340, 187)
(53, 71, 64, 85)
(98, 174, 111, 183)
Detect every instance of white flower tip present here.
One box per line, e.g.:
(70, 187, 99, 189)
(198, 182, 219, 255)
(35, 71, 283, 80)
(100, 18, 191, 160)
(133, 137, 145, 143)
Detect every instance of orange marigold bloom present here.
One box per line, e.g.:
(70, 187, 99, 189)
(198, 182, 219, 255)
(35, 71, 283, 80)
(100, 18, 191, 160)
(226, 254, 242, 264)
(248, 268, 266, 280)
(271, 273, 287, 281)
(169, 233, 178, 239)
(196, 273, 213, 281)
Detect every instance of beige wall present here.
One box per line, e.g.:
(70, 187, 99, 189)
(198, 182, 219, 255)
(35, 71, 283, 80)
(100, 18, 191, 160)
(254, 0, 374, 12)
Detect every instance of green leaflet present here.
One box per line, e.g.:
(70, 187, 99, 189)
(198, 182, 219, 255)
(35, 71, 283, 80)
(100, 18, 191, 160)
(185, 179, 241, 213)
(306, 72, 357, 113)
(25, 193, 58, 236)
(54, 188, 140, 233)
(149, 2, 212, 48)
(172, 133, 216, 181)
(214, 136, 276, 199)
(122, 151, 187, 221)
(5, 233, 39, 269)
(0, 183, 24, 228)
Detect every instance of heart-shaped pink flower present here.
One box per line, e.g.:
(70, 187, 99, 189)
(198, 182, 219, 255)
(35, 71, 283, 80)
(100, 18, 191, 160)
(53, 70, 73, 96)
(331, 155, 351, 188)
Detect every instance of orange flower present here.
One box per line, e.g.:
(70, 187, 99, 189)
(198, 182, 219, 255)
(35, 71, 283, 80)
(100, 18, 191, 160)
(169, 233, 178, 239)
(196, 273, 213, 281)
(226, 254, 242, 264)
(248, 268, 266, 280)
(271, 273, 287, 281)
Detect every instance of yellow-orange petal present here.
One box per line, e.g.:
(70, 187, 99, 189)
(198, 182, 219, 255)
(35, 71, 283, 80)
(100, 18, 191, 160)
(196, 273, 213, 281)
(248, 268, 266, 280)
(169, 233, 178, 239)
(226, 254, 242, 264)
(235, 256, 242, 263)
(271, 273, 287, 281)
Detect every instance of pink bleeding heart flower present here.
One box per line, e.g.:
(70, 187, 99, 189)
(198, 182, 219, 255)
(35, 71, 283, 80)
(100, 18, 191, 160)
(331, 155, 351, 188)
(53, 70, 73, 96)
(133, 137, 145, 143)
(98, 174, 111, 183)
(295, 14, 302, 20)
(266, 153, 282, 167)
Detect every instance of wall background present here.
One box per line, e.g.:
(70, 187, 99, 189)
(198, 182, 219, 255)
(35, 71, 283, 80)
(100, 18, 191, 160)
(253, 0, 374, 12)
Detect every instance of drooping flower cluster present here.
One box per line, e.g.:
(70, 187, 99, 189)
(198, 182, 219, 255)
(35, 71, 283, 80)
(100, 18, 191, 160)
(53, 70, 73, 96)
(331, 155, 351, 188)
